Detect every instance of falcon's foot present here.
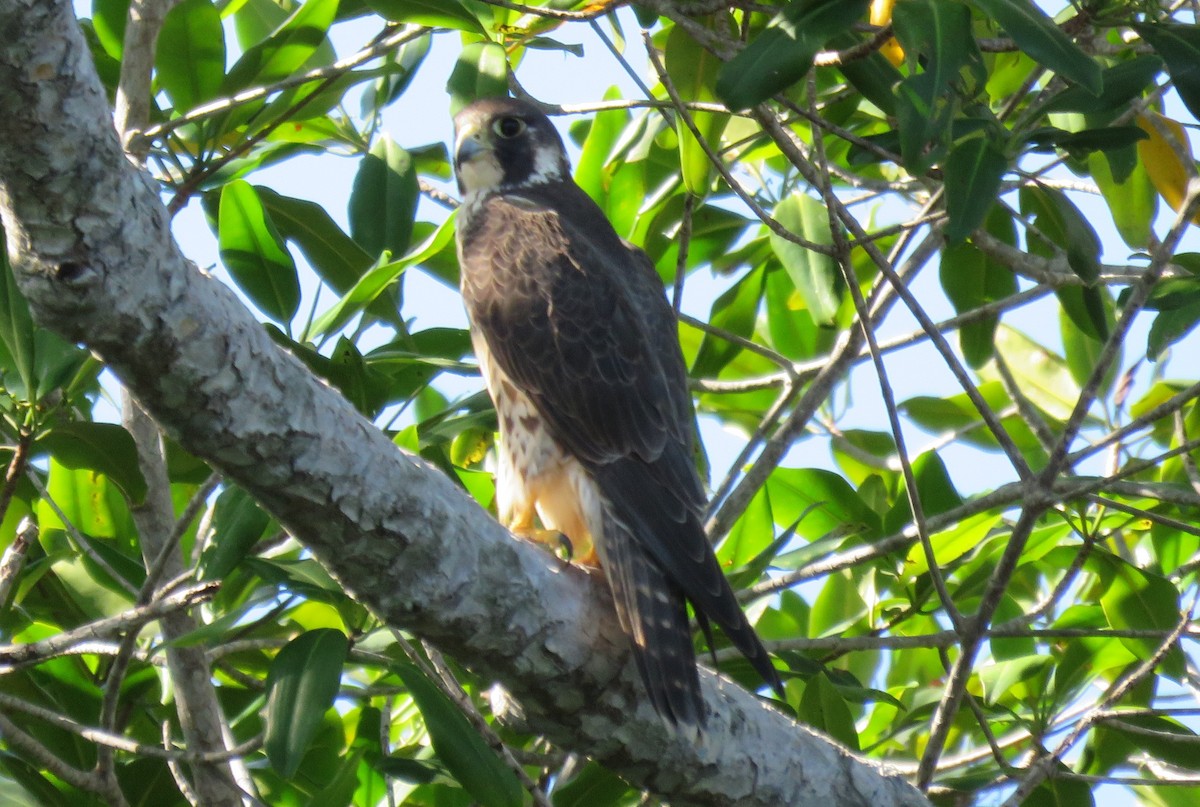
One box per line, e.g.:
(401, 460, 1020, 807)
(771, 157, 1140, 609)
(511, 526, 600, 567)
(512, 526, 573, 560)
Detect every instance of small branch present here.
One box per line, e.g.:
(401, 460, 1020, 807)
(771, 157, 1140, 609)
(0, 709, 125, 802)
(0, 516, 34, 610)
(0, 690, 263, 762)
(0, 582, 220, 671)
(1001, 593, 1199, 804)
(141, 24, 429, 143)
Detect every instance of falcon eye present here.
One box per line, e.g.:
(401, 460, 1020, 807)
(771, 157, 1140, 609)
(493, 116, 526, 139)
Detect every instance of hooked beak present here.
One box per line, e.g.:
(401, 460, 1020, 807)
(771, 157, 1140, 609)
(454, 122, 489, 167)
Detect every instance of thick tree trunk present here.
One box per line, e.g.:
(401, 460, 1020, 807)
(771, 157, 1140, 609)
(0, 2, 928, 804)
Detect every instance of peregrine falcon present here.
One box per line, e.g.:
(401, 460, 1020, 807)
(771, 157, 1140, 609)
(453, 96, 784, 726)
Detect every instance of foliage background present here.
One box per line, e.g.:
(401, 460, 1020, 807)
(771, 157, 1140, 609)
(1, 0, 1200, 805)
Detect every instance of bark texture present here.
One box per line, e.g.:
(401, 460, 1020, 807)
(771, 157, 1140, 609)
(0, 2, 929, 804)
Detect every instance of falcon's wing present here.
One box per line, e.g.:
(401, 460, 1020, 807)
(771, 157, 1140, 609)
(460, 184, 781, 719)
(459, 184, 702, 516)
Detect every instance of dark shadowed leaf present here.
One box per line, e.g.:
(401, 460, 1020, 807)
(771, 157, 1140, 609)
(666, 21, 729, 195)
(201, 485, 272, 580)
(265, 629, 349, 779)
(944, 136, 1008, 244)
(349, 135, 419, 260)
(798, 672, 860, 750)
(939, 207, 1017, 367)
(1135, 23, 1200, 123)
(395, 661, 524, 807)
(692, 265, 766, 376)
(715, 0, 870, 110)
(258, 187, 373, 294)
(551, 761, 632, 807)
(969, 0, 1101, 93)
(1041, 55, 1163, 115)
(0, 228, 36, 399)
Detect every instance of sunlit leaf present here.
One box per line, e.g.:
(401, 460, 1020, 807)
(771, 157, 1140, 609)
(446, 42, 508, 115)
(768, 193, 841, 325)
(218, 180, 301, 323)
(156, 0, 225, 111)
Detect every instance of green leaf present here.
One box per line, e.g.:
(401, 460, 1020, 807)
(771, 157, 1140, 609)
(666, 21, 729, 195)
(349, 136, 419, 261)
(938, 207, 1017, 367)
(311, 213, 455, 338)
(990, 326, 1078, 421)
(0, 229, 36, 400)
(766, 467, 881, 541)
(835, 41, 902, 115)
(218, 180, 301, 323)
(35, 422, 148, 504)
(944, 136, 1008, 244)
(395, 661, 524, 807)
(1134, 23, 1200, 123)
(768, 193, 841, 325)
(1103, 715, 1200, 771)
(224, 0, 339, 91)
(715, 0, 870, 110)
(257, 187, 373, 294)
(364, 0, 486, 33)
(1025, 125, 1148, 157)
(92, 0, 130, 59)
(201, 486, 271, 579)
(1061, 288, 1118, 393)
(446, 42, 508, 116)
(905, 511, 1002, 578)
(968, 0, 1101, 94)
(1147, 300, 1200, 360)
(1088, 147, 1157, 249)
(265, 629, 349, 779)
(691, 265, 766, 376)
(1041, 55, 1164, 115)
(156, 0, 225, 111)
(883, 451, 963, 535)
(1019, 185, 1101, 283)
(1026, 770, 1096, 807)
(0, 753, 72, 807)
(798, 672, 860, 750)
(1020, 185, 1107, 338)
(551, 761, 632, 807)
(979, 654, 1052, 705)
(891, 0, 979, 98)
(1097, 556, 1181, 663)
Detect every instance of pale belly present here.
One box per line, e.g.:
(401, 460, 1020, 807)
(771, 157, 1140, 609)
(472, 331, 603, 564)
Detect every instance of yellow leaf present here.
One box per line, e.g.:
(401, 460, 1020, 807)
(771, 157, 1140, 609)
(1137, 112, 1200, 224)
(870, 0, 905, 67)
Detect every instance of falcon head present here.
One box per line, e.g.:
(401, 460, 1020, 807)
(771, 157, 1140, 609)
(453, 97, 571, 196)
